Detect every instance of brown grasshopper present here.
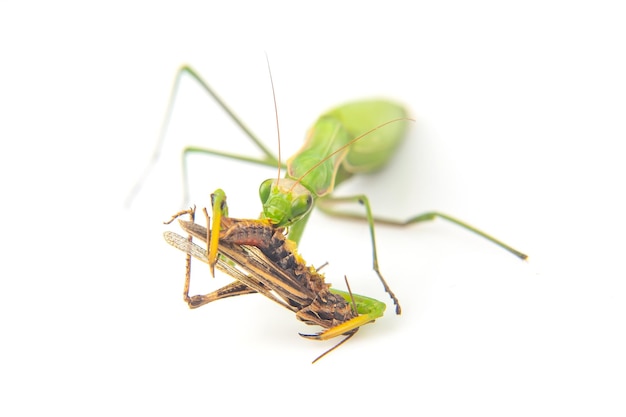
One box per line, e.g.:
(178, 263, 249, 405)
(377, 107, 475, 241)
(164, 202, 386, 363)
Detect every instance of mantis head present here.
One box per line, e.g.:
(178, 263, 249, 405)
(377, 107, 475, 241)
(259, 178, 313, 227)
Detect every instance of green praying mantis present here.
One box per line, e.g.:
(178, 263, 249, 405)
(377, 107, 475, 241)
(131, 59, 527, 350)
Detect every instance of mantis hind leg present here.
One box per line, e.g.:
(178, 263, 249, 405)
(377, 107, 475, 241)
(317, 197, 528, 261)
(394, 212, 527, 260)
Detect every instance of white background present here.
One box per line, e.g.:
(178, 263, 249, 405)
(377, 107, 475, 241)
(1, 1, 625, 415)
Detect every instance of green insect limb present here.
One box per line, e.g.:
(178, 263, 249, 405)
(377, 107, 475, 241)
(316, 200, 528, 261)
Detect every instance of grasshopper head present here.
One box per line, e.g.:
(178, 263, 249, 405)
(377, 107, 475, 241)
(259, 178, 313, 227)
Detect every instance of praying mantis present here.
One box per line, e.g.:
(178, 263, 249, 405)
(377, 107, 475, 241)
(154, 64, 527, 314)
(132, 59, 527, 324)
